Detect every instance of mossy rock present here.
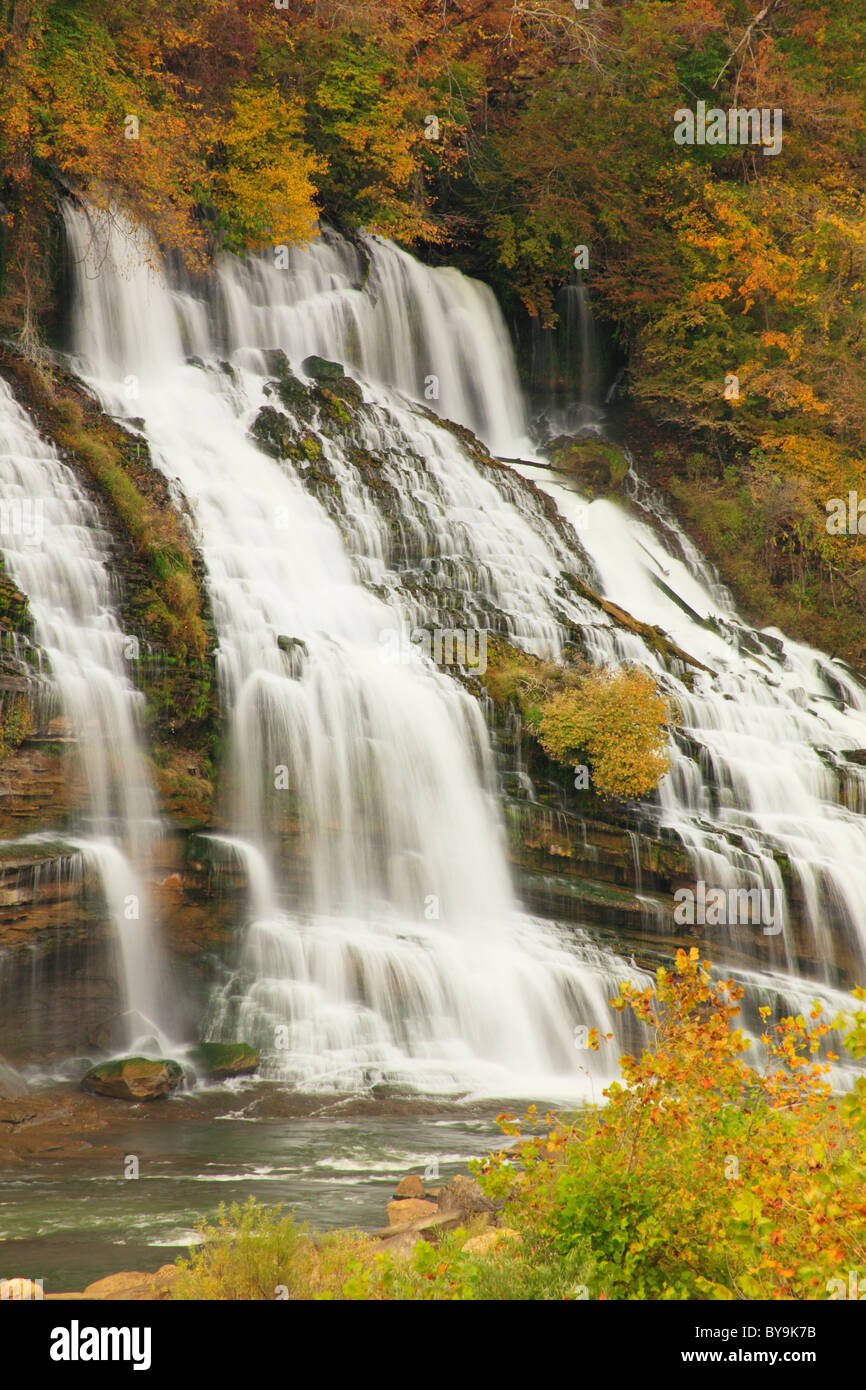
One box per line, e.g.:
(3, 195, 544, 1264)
(0, 566, 33, 637)
(302, 355, 363, 407)
(302, 355, 345, 382)
(193, 1042, 259, 1078)
(277, 635, 308, 658)
(261, 352, 313, 418)
(251, 405, 298, 459)
(81, 1056, 184, 1102)
(544, 435, 629, 495)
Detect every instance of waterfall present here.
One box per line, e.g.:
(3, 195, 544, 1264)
(0, 379, 173, 1048)
(529, 279, 605, 439)
(518, 460, 866, 996)
(59, 203, 866, 1093)
(62, 205, 639, 1099)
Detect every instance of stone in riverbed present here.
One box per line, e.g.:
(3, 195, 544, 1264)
(192, 1042, 259, 1079)
(80, 1057, 184, 1102)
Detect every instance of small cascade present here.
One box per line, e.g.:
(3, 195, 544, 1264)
(0, 379, 173, 1048)
(528, 279, 606, 440)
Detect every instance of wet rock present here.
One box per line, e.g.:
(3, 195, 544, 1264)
(192, 1042, 259, 1079)
(251, 405, 296, 459)
(81, 1057, 184, 1102)
(302, 355, 344, 382)
(277, 635, 308, 660)
(263, 357, 311, 416)
(301, 355, 363, 408)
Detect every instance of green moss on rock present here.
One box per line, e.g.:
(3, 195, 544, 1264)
(81, 1056, 184, 1102)
(193, 1042, 259, 1078)
(543, 435, 629, 495)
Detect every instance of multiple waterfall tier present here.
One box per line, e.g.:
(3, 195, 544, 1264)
(2, 201, 864, 1095)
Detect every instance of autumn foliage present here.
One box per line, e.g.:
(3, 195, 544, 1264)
(484, 949, 866, 1300)
(2, 1, 866, 653)
(538, 666, 671, 800)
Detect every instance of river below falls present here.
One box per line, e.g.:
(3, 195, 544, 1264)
(0, 1087, 523, 1292)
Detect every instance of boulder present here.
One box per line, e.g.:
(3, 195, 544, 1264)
(261, 354, 312, 415)
(393, 1174, 425, 1199)
(301, 355, 363, 408)
(80, 1057, 184, 1102)
(386, 1198, 437, 1227)
(277, 635, 308, 661)
(251, 405, 297, 459)
(375, 1229, 422, 1258)
(435, 1174, 497, 1220)
(373, 1209, 467, 1243)
(192, 1042, 259, 1079)
(302, 355, 345, 382)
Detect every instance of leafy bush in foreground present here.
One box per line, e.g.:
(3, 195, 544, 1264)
(484, 950, 866, 1300)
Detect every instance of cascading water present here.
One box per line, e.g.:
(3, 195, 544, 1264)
(0, 379, 173, 1047)
(517, 462, 866, 1004)
(60, 202, 866, 1095)
(63, 205, 639, 1099)
(215, 229, 531, 458)
(529, 279, 605, 440)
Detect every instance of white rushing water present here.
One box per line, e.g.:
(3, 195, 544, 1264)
(62, 205, 641, 1099)
(59, 203, 866, 1093)
(518, 462, 866, 994)
(0, 379, 172, 1046)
